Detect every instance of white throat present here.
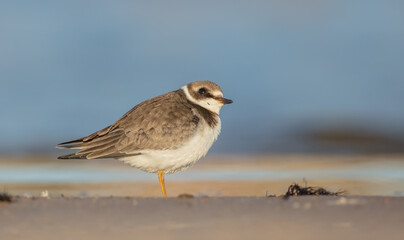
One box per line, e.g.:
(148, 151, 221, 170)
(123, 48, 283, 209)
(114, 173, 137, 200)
(181, 86, 223, 114)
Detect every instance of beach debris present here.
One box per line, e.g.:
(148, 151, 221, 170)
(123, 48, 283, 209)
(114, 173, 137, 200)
(0, 192, 12, 203)
(178, 193, 194, 199)
(283, 183, 344, 199)
(40, 190, 50, 198)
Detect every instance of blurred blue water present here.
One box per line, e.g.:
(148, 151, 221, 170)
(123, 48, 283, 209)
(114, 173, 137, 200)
(1, 1, 403, 153)
(1, 166, 404, 183)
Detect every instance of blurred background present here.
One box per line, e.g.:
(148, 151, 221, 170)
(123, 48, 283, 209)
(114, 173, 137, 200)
(1, 1, 404, 196)
(1, 0, 404, 155)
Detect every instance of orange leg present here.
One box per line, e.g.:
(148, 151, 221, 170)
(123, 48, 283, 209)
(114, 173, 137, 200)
(158, 170, 167, 197)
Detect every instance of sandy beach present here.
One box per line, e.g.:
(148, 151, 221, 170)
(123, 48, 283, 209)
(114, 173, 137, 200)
(1, 154, 404, 239)
(1, 196, 403, 240)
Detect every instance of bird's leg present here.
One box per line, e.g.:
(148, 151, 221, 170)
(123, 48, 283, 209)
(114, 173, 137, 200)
(158, 170, 167, 197)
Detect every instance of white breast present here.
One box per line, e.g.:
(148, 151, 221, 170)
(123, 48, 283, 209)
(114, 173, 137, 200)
(118, 117, 221, 174)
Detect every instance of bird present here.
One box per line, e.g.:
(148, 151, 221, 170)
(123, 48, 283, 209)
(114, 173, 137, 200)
(57, 80, 232, 197)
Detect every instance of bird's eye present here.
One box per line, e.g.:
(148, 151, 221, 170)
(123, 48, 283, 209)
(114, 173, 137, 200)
(198, 88, 206, 94)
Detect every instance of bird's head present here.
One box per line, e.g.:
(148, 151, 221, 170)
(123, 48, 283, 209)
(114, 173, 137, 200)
(182, 81, 233, 114)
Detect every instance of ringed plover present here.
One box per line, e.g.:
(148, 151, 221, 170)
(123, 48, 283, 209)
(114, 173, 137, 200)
(57, 81, 232, 197)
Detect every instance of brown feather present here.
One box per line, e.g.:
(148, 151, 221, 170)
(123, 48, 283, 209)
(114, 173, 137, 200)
(57, 86, 220, 159)
(86, 146, 119, 159)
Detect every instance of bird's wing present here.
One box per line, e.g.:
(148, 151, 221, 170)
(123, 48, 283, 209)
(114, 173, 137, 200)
(58, 90, 199, 159)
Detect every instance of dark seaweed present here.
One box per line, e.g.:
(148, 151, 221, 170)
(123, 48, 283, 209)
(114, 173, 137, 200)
(0, 192, 12, 202)
(282, 183, 344, 199)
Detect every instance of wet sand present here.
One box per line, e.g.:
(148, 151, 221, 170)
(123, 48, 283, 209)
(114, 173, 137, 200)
(1, 196, 403, 240)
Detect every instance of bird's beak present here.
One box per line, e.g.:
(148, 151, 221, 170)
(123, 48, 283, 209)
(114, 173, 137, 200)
(217, 97, 233, 104)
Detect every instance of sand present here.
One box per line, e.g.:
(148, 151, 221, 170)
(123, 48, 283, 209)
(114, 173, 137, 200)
(1, 154, 404, 239)
(1, 196, 403, 240)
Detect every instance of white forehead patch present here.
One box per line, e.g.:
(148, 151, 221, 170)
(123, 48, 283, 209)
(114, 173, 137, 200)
(211, 90, 223, 98)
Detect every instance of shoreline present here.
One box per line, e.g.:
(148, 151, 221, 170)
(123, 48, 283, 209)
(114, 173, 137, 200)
(2, 179, 402, 197)
(1, 154, 404, 197)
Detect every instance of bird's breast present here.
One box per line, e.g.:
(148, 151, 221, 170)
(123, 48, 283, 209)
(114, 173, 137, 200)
(119, 117, 221, 174)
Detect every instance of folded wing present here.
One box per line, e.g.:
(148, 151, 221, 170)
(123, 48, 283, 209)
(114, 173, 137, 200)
(57, 90, 199, 159)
